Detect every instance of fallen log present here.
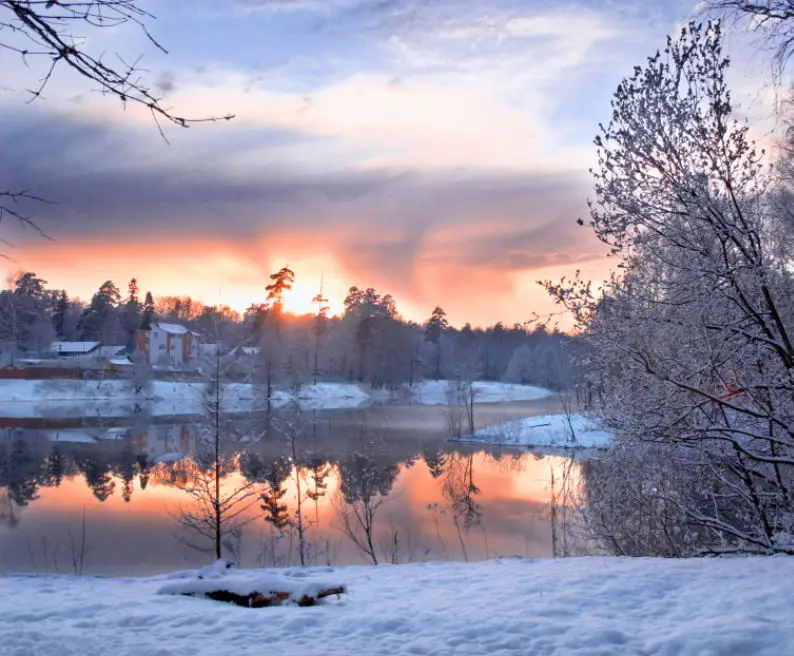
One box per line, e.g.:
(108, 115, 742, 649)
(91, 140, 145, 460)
(158, 575, 347, 608)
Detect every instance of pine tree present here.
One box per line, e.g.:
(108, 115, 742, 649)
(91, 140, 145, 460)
(122, 278, 142, 350)
(260, 266, 296, 396)
(77, 280, 121, 343)
(265, 266, 295, 315)
(51, 290, 68, 340)
(140, 291, 156, 330)
(311, 280, 330, 384)
(424, 306, 449, 379)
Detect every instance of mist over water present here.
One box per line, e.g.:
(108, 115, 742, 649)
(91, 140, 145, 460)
(0, 401, 574, 576)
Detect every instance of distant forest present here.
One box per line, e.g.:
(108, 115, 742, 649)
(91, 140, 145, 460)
(0, 269, 580, 389)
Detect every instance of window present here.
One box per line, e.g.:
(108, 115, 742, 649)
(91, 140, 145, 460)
(154, 331, 159, 338)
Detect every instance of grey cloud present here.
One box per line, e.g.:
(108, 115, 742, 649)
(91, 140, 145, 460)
(0, 106, 599, 294)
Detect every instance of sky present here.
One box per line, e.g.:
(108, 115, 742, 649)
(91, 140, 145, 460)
(0, 0, 780, 327)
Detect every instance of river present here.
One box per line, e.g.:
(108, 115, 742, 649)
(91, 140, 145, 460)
(0, 396, 579, 575)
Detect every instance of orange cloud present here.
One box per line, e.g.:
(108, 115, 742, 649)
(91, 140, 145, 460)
(1, 232, 610, 329)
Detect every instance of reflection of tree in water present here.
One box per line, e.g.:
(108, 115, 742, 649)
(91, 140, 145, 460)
(114, 442, 139, 503)
(335, 442, 400, 565)
(339, 451, 399, 504)
(79, 454, 116, 502)
(44, 448, 65, 488)
(137, 455, 150, 491)
(0, 433, 77, 526)
(169, 450, 258, 560)
(1, 437, 43, 508)
(422, 448, 447, 479)
(442, 452, 482, 531)
(260, 456, 291, 531)
(306, 458, 332, 522)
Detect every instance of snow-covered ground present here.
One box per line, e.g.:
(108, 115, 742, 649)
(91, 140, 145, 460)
(1, 556, 792, 655)
(403, 380, 552, 405)
(0, 379, 370, 417)
(0, 379, 550, 417)
(291, 382, 370, 410)
(458, 413, 613, 450)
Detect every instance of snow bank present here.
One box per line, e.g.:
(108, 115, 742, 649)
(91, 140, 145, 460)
(1, 556, 792, 655)
(407, 380, 552, 405)
(0, 379, 549, 417)
(293, 383, 369, 410)
(0, 380, 365, 417)
(459, 413, 613, 449)
(0, 379, 135, 403)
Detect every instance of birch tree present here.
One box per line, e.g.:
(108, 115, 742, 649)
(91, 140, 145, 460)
(547, 22, 794, 555)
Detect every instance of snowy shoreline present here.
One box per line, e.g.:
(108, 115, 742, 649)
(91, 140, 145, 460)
(2, 556, 792, 655)
(456, 413, 613, 450)
(0, 379, 552, 418)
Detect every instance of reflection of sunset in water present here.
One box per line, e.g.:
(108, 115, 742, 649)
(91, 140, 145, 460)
(1, 447, 577, 575)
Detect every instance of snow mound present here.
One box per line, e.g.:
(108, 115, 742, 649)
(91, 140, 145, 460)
(197, 558, 234, 580)
(158, 575, 346, 607)
(158, 559, 346, 608)
(408, 381, 552, 405)
(459, 413, 613, 449)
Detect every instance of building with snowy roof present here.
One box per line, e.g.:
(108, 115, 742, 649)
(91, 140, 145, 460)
(50, 341, 102, 358)
(136, 321, 199, 366)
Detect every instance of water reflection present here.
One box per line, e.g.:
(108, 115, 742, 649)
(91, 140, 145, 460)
(0, 407, 575, 575)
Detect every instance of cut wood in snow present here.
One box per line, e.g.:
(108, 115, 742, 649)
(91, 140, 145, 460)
(158, 575, 347, 608)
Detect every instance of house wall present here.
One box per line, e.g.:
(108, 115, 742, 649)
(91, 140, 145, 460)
(136, 325, 198, 366)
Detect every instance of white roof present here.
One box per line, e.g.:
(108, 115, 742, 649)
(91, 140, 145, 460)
(50, 341, 101, 354)
(154, 322, 190, 335)
(100, 346, 126, 358)
(235, 346, 261, 356)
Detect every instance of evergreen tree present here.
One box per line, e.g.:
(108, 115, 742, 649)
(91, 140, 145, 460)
(424, 306, 448, 379)
(265, 266, 295, 316)
(77, 280, 121, 343)
(51, 290, 68, 339)
(311, 283, 330, 383)
(0, 272, 55, 357)
(122, 278, 142, 350)
(259, 266, 295, 396)
(140, 291, 156, 330)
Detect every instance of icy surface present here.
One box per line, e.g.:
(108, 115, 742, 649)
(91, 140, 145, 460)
(459, 413, 613, 449)
(1, 556, 792, 655)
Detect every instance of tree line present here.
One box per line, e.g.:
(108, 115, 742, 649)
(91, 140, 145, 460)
(0, 268, 579, 389)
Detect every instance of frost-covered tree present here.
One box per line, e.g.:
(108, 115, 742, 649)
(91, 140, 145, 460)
(547, 22, 794, 555)
(707, 1, 794, 80)
(78, 280, 122, 343)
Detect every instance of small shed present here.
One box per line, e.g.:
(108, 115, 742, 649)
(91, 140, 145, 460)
(50, 341, 102, 358)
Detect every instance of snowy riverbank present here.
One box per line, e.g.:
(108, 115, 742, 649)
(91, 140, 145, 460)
(0, 379, 552, 417)
(457, 413, 613, 450)
(2, 555, 792, 655)
(399, 380, 552, 405)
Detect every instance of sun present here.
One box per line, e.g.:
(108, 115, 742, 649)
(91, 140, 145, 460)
(280, 280, 343, 316)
